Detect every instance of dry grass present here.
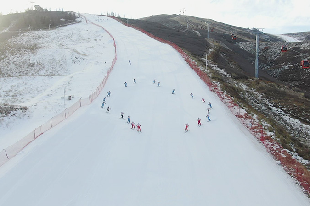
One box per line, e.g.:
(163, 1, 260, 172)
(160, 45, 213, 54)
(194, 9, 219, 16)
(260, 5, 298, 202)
(0, 104, 28, 116)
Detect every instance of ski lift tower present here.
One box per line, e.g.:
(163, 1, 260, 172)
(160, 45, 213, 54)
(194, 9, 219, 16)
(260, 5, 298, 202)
(252, 28, 264, 79)
(30, 1, 35, 10)
(205, 22, 210, 69)
(206, 22, 210, 39)
(180, 8, 188, 30)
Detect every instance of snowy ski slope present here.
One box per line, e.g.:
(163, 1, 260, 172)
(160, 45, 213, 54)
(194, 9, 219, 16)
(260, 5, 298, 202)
(0, 14, 309, 206)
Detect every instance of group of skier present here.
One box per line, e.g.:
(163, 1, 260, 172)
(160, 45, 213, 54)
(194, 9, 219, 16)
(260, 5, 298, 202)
(153, 79, 161, 87)
(184, 93, 213, 132)
(120, 111, 142, 132)
(169, 85, 213, 132)
(123, 78, 137, 88)
(101, 89, 142, 132)
(101, 91, 111, 110)
(101, 73, 214, 133)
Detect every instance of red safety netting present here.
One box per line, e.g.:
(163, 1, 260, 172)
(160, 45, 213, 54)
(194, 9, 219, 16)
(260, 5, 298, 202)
(0, 15, 117, 168)
(110, 16, 310, 195)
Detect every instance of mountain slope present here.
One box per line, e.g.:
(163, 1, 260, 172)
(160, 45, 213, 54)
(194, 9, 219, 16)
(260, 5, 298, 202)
(133, 14, 310, 92)
(0, 14, 309, 206)
(116, 14, 310, 165)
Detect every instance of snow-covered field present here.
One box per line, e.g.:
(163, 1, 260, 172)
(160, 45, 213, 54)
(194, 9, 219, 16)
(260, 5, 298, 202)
(0, 14, 309, 205)
(0, 18, 115, 149)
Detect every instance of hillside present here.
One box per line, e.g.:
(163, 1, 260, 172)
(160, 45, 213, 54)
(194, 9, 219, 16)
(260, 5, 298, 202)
(138, 14, 310, 93)
(0, 12, 115, 149)
(284, 31, 310, 42)
(115, 14, 310, 167)
(0, 11, 309, 200)
(0, 10, 78, 121)
(138, 14, 283, 79)
(0, 14, 309, 205)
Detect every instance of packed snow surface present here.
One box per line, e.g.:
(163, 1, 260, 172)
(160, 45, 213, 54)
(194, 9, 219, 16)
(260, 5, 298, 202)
(0, 14, 309, 206)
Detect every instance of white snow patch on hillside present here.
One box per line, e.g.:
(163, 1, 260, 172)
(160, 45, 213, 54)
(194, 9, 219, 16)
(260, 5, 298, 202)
(275, 34, 302, 42)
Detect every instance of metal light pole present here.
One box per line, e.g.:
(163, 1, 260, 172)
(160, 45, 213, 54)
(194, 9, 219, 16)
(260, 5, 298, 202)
(255, 33, 259, 79)
(206, 53, 208, 69)
(64, 86, 66, 108)
(206, 23, 209, 69)
(207, 23, 210, 39)
(252, 28, 264, 79)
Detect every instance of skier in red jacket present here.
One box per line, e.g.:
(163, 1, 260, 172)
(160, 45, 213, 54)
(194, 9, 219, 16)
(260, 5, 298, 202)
(197, 118, 201, 126)
(131, 122, 135, 129)
(185, 123, 189, 132)
(137, 123, 141, 132)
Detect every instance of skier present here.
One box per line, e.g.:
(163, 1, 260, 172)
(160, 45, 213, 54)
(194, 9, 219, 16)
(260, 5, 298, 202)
(106, 106, 110, 113)
(124, 82, 127, 87)
(103, 97, 106, 102)
(158, 82, 160, 87)
(137, 123, 141, 132)
(206, 114, 211, 121)
(197, 118, 201, 126)
(207, 108, 210, 114)
(208, 102, 212, 108)
(107, 91, 111, 97)
(129, 60, 131, 65)
(190, 93, 193, 98)
(121, 112, 124, 119)
(202, 98, 205, 103)
(185, 123, 189, 132)
(133, 78, 136, 83)
(127, 116, 131, 123)
(131, 122, 135, 129)
(153, 79, 156, 84)
(172, 89, 175, 94)
(101, 101, 105, 108)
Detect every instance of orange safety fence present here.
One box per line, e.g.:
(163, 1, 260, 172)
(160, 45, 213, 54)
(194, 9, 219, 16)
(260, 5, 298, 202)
(110, 16, 310, 195)
(0, 15, 117, 168)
